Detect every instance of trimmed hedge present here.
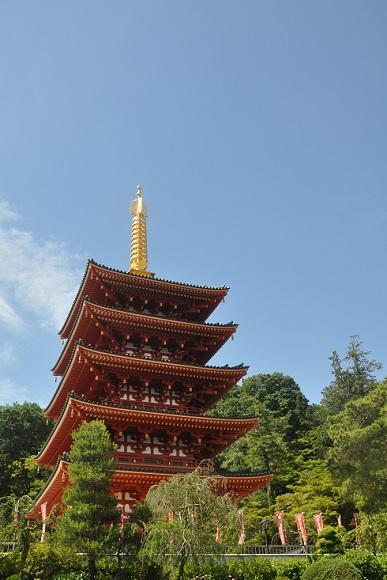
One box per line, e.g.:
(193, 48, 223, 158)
(302, 558, 361, 580)
(274, 559, 308, 580)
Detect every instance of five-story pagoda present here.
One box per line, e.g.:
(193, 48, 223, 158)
(29, 186, 272, 522)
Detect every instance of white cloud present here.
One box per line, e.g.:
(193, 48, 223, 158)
(0, 199, 19, 222)
(0, 293, 23, 330)
(0, 378, 27, 404)
(0, 198, 83, 331)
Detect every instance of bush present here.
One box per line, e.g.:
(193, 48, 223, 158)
(174, 558, 276, 580)
(302, 558, 361, 580)
(378, 555, 387, 576)
(227, 558, 277, 580)
(315, 526, 343, 554)
(342, 549, 384, 580)
(0, 552, 20, 578)
(274, 559, 308, 580)
(96, 557, 165, 580)
(24, 544, 83, 579)
(54, 575, 88, 580)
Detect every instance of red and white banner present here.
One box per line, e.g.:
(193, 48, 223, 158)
(275, 511, 287, 545)
(215, 526, 223, 544)
(295, 512, 307, 545)
(238, 510, 246, 545)
(40, 502, 48, 543)
(313, 513, 324, 534)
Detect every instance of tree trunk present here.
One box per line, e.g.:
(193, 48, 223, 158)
(88, 555, 97, 580)
(177, 558, 185, 580)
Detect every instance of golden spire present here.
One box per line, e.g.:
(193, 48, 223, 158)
(129, 184, 154, 277)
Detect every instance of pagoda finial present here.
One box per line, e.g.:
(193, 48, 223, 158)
(129, 184, 154, 278)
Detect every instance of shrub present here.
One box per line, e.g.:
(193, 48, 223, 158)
(24, 544, 83, 579)
(302, 558, 361, 580)
(96, 557, 165, 580)
(227, 558, 277, 580)
(0, 552, 20, 578)
(378, 555, 387, 576)
(315, 526, 343, 554)
(342, 549, 384, 580)
(274, 559, 308, 580)
(54, 574, 88, 580)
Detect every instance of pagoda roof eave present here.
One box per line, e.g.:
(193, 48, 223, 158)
(53, 298, 237, 376)
(59, 260, 229, 339)
(27, 460, 272, 521)
(38, 396, 258, 467)
(46, 344, 248, 419)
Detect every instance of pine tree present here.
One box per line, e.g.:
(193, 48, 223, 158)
(55, 420, 119, 580)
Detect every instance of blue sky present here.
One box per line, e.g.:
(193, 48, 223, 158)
(0, 1, 386, 405)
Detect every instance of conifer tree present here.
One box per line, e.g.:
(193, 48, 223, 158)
(55, 420, 119, 580)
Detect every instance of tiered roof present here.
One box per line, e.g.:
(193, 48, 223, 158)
(59, 260, 229, 339)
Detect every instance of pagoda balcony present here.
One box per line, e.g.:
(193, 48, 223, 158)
(37, 395, 258, 468)
(53, 298, 237, 377)
(46, 344, 247, 420)
(115, 454, 197, 472)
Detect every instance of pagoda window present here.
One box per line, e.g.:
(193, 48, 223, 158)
(115, 491, 136, 517)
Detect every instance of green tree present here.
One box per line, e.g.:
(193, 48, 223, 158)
(0, 402, 53, 497)
(142, 471, 239, 579)
(321, 336, 382, 415)
(328, 380, 387, 514)
(210, 372, 309, 444)
(217, 409, 291, 499)
(55, 420, 119, 580)
(274, 461, 341, 536)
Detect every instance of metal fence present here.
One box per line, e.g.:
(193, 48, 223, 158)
(0, 542, 17, 554)
(224, 544, 311, 556)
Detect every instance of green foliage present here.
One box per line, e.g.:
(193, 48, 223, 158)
(224, 558, 277, 580)
(0, 551, 20, 578)
(54, 420, 119, 579)
(53, 574, 88, 580)
(329, 381, 387, 514)
(23, 544, 83, 579)
(301, 557, 361, 580)
(0, 402, 53, 497)
(143, 471, 238, 578)
(315, 526, 343, 554)
(212, 373, 310, 499)
(321, 336, 382, 415)
(274, 559, 308, 580)
(342, 549, 384, 580)
(179, 558, 276, 580)
(210, 372, 309, 442)
(275, 462, 341, 531)
(355, 513, 387, 553)
(53, 575, 88, 580)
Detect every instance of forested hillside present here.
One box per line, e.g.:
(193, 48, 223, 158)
(0, 336, 386, 551)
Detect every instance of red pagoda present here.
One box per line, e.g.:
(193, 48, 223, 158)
(29, 185, 272, 521)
